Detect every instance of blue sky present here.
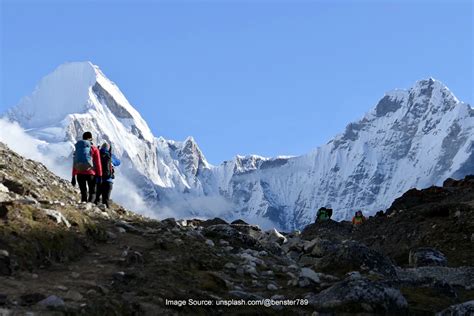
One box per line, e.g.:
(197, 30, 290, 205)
(1, 0, 472, 164)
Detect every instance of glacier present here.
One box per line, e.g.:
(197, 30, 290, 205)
(3, 61, 473, 230)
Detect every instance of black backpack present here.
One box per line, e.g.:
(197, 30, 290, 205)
(100, 149, 114, 180)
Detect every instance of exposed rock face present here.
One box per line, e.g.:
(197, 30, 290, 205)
(436, 300, 474, 316)
(396, 266, 474, 289)
(409, 247, 447, 268)
(310, 240, 397, 277)
(348, 176, 474, 267)
(301, 219, 353, 241)
(306, 277, 408, 314)
(202, 224, 260, 250)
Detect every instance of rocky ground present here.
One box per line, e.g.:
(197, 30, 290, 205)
(0, 141, 473, 315)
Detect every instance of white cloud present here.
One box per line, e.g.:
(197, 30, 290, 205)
(112, 175, 156, 217)
(0, 118, 70, 178)
(0, 118, 154, 216)
(159, 195, 234, 220)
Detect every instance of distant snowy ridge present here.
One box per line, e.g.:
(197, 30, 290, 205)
(209, 78, 473, 228)
(5, 62, 473, 230)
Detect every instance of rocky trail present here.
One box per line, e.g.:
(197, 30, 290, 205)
(0, 142, 473, 315)
(1, 216, 154, 314)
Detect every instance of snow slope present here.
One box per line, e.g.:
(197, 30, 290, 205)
(5, 62, 473, 230)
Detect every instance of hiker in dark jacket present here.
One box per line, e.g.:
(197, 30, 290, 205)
(316, 207, 333, 222)
(95, 142, 121, 208)
(71, 132, 102, 203)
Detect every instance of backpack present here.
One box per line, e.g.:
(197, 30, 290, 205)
(352, 216, 365, 225)
(73, 140, 94, 172)
(100, 150, 114, 180)
(317, 208, 329, 221)
(319, 210, 329, 220)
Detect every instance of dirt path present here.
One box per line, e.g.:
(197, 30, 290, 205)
(0, 221, 156, 313)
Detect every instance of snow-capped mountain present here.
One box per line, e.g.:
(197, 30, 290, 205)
(4, 62, 473, 230)
(210, 79, 473, 228)
(6, 62, 214, 212)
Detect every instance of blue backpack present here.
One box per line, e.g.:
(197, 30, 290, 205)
(73, 140, 94, 172)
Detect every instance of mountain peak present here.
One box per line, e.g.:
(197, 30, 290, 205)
(413, 77, 438, 87)
(6, 61, 155, 143)
(58, 60, 98, 71)
(7, 61, 99, 128)
(184, 136, 196, 145)
(372, 78, 460, 119)
(408, 78, 460, 115)
(411, 77, 444, 96)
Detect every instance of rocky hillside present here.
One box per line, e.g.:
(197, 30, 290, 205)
(0, 142, 473, 315)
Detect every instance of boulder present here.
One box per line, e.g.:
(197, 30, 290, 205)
(442, 178, 458, 188)
(161, 217, 177, 227)
(43, 209, 71, 228)
(259, 228, 287, 245)
(203, 224, 259, 249)
(267, 283, 278, 291)
(409, 247, 447, 268)
(201, 217, 228, 227)
(298, 255, 320, 267)
(224, 262, 236, 270)
(116, 221, 143, 234)
(300, 267, 320, 284)
(396, 266, 474, 288)
(314, 240, 397, 277)
(436, 300, 474, 316)
(231, 219, 248, 225)
(64, 290, 83, 301)
(301, 219, 352, 241)
(231, 223, 262, 240)
(0, 183, 9, 193)
(238, 250, 265, 267)
(281, 236, 302, 253)
(38, 295, 65, 308)
(306, 277, 408, 314)
(302, 238, 319, 252)
(309, 238, 338, 257)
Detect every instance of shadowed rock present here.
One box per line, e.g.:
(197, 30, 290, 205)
(306, 277, 408, 314)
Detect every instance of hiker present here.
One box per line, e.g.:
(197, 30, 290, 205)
(95, 142, 121, 208)
(71, 132, 102, 203)
(316, 207, 333, 222)
(352, 210, 366, 226)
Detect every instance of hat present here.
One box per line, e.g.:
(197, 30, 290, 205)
(101, 142, 110, 150)
(82, 131, 93, 140)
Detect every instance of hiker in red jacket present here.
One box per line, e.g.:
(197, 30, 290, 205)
(352, 210, 366, 226)
(71, 132, 102, 203)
